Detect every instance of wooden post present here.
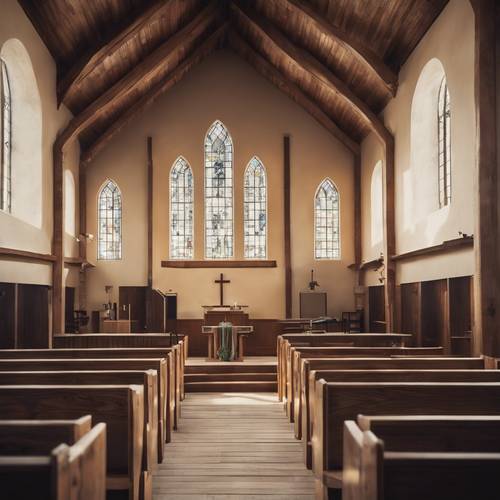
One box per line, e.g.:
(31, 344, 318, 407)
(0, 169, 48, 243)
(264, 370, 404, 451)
(78, 166, 87, 312)
(471, 0, 498, 356)
(284, 135, 292, 318)
(354, 153, 362, 285)
(146, 136, 153, 330)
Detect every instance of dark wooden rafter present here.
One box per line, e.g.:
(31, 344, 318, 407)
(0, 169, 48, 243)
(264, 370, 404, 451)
(57, 0, 177, 106)
(81, 23, 228, 165)
(283, 0, 398, 97)
(228, 31, 359, 154)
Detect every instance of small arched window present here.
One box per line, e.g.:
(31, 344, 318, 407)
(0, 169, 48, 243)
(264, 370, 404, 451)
(438, 76, 451, 207)
(170, 156, 194, 259)
(205, 120, 233, 259)
(244, 157, 267, 259)
(98, 179, 122, 260)
(314, 179, 340, 260)
(1, 58, 11, 212)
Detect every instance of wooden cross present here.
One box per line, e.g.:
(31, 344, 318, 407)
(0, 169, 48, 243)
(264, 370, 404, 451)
(215, 273, 230, 306)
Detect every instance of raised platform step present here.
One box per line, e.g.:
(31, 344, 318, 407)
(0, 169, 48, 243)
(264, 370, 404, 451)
(185, 381, 277, 393)
(185, 372, 277, 383)
(185, 363, 277, 375)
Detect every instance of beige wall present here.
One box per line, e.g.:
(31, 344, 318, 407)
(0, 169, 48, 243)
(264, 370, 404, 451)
(361, 0, 476, 286)
(0, 0, 79, 288)
(85, 50, 356, 318)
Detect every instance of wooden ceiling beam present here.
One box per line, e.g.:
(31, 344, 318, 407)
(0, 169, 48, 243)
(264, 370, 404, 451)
(231, 1, 391, 144)
(81, 23, 228, 165)
(228, 30, 359, 155)
(55, 0, 219, 150)
(57, 0, 176, 106)
(283, 0, 398, 97)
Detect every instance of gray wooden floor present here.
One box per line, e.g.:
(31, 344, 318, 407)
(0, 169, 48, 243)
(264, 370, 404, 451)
(153, 392, 315, 499)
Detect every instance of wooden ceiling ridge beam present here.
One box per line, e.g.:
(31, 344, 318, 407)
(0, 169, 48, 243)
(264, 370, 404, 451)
(57, 0, 177, 106)
(227, 30, 359, 155)
(283, 0, 398, 97)
(231, 1, 392, 145)
(81, 22, 229, 166)
(55, 0, 220, 152)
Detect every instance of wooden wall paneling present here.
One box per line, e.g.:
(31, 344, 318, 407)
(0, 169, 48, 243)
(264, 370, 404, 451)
(64, 287, 76, 333)
(118, 286, 148, 332)
(449, 276, 473, 356)
(368, 286, 385, 333)
(420, 279, 449, 353)
(400, 282, 421, 347)
(284, 135, 292, 318)
(17, 284, 50, 348)
(0, 283, 17, 349)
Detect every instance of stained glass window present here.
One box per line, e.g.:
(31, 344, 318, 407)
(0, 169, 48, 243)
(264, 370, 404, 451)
(314, 179, 340, 260)
(205, 120, 233, 259)
(1, 58, 11, 213)
(170, 156, 194, 259)
(98, 179, 122, 260)
(244, 156, 267, 259)
(438, 76, 451, 208)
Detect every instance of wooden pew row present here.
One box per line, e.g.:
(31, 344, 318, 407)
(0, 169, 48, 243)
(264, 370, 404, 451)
(0, 385, 144, 500)
(0, 358, 170, 459)
(0, 370, 158, 473)
(52, 335, 187, 401)
(0, 348, 180, 431)
(285, 346, 445, 421)
(298, 357, 487, 452)
(312, 381, 500, 498)
(0, 421, 107, 500)
(343, 417, 500, 500)
(276, 333, 413, 400)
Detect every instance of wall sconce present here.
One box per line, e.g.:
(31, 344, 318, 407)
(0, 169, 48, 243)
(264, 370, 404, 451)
(76, 233, 94, 243)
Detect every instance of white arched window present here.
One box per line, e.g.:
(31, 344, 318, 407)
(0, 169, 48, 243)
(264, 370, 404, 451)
(314, 179, 340, 260)
(98, 179, 122, 260)
(205, 120, 233, 259)
(1, 58, 11, 212)
(370, 161, 383, 245)
(438, 76, 451, 207)
(170, 156, 194, 259)
(244, 156, 267, 259)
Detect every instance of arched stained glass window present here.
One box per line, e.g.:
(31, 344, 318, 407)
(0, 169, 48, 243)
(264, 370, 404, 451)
(1, 58, 11, 213)
(244, 157, 267, 259)
(205, 120, 233, 259)
(314, 179, 340, 260)
(170, 156, 194, 259)
(98, 179, 122, 260)
(438, 76, 451, 207)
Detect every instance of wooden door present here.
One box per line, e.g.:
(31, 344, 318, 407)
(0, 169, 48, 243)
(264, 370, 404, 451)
(65, 287, 75, 333)
(421, 279, 449, 352)
(118, 286, 147, 332)
(448, 276, 473, 355)
(400, 282, 421, 346)
(17, 284, 50, 348)
(368, 286, 385, 333)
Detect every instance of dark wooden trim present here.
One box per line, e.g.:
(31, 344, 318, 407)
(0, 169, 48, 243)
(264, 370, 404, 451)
(353, 153, 361, 270)
(147, 137, 153, 287)
(348, 257, 384, 271)
(64, 257, 95, 268)
(57, 0, 175, 105)
(284, 135, 292, 318)
(284, 0, 398, 97)
(392, 236, 474, 262)
(161, 260, 277, 268)
(81, 23, 227, 165)
(0, 247, 56, 263)
(227, 31, 360, 155)
(471, 0, 498, 356)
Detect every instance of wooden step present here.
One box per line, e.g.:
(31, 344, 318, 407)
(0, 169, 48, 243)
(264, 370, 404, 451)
(185, 373, 277, 382)
(185, 364, 277, 375)
(185, 381, 278, 393)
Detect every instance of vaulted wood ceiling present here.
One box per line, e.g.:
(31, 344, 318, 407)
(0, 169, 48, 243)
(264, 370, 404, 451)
(19, 0, 448, 160)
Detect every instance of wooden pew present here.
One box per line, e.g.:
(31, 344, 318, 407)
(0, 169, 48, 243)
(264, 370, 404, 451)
(285, 346, 444, 421)
(0, 348, 180, 430)
(298, 357, 487, 457)
(0, 358, 170, 458)
(0, 370, 158, 473)
(312, 381, 500, 498)
(343, 418, 500, 500)
(0, 422, 106, 500)
(0, 385, 144, 500)
(277, 333, 413, 400)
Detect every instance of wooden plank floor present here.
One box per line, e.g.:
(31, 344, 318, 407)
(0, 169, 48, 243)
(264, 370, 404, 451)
(153, 392, 315, 499)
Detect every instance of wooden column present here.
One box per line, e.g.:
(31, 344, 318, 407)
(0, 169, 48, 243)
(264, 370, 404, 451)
(471, 0, 498, 356)
(78, 165, 87, 311)
(353, 153, 362, 285)
(284, 135, 292, 318)
(146, 137, 154, 330)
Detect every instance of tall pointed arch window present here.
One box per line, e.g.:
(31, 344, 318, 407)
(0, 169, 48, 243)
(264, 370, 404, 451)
(205, 120, 233, 259)
(314, 179, 340, 260)
(244, 157, 267, 259)
(438, 76, 451, 207)
(170, 157, 194, 259)
(98, 179, 122, 260)
(1, 58, 11, 212)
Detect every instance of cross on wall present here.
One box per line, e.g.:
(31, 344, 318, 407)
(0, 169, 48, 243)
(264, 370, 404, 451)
(215, 273, 230, 306)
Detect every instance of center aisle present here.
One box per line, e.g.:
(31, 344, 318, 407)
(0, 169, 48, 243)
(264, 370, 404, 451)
(153, 392, 315, 499)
